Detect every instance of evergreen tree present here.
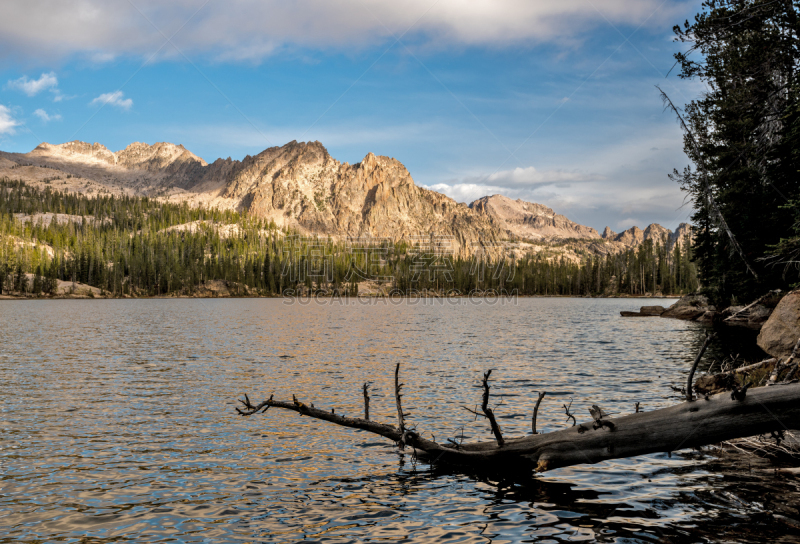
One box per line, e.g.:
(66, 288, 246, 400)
(670, 0, 800, 302)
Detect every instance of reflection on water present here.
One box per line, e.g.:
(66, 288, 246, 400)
(1, 297, 799, 543)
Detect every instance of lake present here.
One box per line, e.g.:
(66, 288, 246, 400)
(1, 297, 797, 543)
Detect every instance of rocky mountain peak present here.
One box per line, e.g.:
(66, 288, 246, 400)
(602, 226, 616, 239)
(608, 223, 689, 248)
(115, 141, 208, 170)
(643, 223, 670, 239)
(671, 223, 693, 246)
(469, 194, 599, 241)
(32, 140, 117, 165)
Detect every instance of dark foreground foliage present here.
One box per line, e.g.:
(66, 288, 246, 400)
(671, 0, 800, 304)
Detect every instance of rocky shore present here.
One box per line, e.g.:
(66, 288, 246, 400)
(621, 290, 800, 361)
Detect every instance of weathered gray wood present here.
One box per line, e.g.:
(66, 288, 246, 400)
(729, 358, 776, 376)
(723, 289, 780, 322)
(687, 333, 715, 400)
(238, 382, 800, 472)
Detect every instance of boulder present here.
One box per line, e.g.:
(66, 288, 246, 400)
(620, 305, 667, 317)
(639, 305, 666, 316)
(757, 291, 800, 358)
(661, 294, 710, 320)
(696, 310, 718, 323)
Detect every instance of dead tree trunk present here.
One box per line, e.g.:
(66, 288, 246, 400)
(237, 366, 800, 472)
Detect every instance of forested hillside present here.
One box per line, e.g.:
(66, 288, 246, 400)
(0, 179, 697, 297)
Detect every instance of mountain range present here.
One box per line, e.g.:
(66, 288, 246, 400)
(0, 140, 690, 256)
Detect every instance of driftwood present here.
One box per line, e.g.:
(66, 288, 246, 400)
(727, 358, 777, 376)
(723, 289, 781, 322)
(238, 363, 800, 471)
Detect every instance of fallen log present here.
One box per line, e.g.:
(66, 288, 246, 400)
(237, 366, 800, 472)
(723, 289, 781, 322)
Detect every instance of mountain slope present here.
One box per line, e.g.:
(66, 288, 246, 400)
(469, 194, 601, 241)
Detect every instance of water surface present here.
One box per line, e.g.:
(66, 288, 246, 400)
(1, 297, 798, 543)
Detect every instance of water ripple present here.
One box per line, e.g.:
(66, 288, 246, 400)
(0, 298, 795, 543)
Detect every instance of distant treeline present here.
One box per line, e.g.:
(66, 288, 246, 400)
(0, 179, 698, 297)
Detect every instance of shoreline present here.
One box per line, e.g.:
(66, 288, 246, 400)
(0, 293, 685, 301)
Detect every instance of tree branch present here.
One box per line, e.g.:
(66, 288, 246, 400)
(481, 370, 504, 446)
(532, 391, 546, 434)
(363, 383, 370, 421)
(687, 332, 716, 401)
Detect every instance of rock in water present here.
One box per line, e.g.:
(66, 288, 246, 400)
(620, 305, 666, 317)
(758, 290, 800, 358)
(660, 294, 710, 320)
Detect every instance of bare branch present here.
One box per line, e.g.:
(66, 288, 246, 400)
(363, 383, 370, 421)
(563, 398, 576, 426)
(532, 391, 546, 434)
(394, 363, 406, 444)
(687, 332, 716, 401)
(481, 370, 504, 446)
(462, 406, 487, 418)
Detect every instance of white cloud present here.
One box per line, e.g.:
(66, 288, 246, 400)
(423, 123, 695, 232)
(426, 175, 691, 231)
(7, 72, 58, 96)
(616, 218, 641, 229)
(0, 105, 20, 135)
(33, 108, 61, 122)
(0, 0, 687, 62)
(421, 165, 597, 204)
(90, 91, 133, 110)
(472, 166, 597, 188)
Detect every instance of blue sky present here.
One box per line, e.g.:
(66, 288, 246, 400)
(0, 0, 703, 233)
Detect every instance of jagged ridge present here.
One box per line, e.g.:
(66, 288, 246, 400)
(4, 140, 690, 255)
